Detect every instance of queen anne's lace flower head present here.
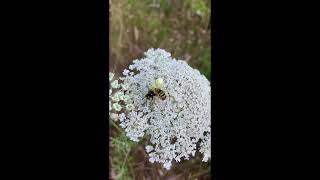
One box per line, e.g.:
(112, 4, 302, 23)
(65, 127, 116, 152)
(113, 48, 211, 170)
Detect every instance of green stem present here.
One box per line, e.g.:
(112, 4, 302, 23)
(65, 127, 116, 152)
(109, 119, 122, 132)
(121, 149, 130, 173)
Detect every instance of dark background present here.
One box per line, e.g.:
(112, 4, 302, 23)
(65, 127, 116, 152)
(4, 0, 320, 179)
(213, 0, 320, 179)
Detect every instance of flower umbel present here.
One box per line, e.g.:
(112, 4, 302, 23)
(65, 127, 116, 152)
(115, 48, 211, 170)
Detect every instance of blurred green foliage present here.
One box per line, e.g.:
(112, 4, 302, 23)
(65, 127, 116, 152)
(109, 120, 135, 180)
(192, 47, 211, 80)
(190, 0, 210, 17)
(110, 0, 211, 80)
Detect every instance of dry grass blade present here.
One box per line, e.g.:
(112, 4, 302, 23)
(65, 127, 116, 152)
(134, 26, 139, 42)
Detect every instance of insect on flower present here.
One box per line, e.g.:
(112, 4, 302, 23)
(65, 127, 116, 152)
(114, 49, 211, 170)
(145, 78, 167, 100)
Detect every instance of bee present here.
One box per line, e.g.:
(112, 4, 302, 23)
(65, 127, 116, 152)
(146, 78, 167, 100)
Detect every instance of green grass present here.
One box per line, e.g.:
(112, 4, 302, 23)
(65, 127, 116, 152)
(191, 47, 211, 80)
(109, 120, 135, 180)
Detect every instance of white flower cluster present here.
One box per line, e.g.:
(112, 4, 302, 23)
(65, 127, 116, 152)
(113, 48, 211, 170)
(109, 72, 134, 121)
